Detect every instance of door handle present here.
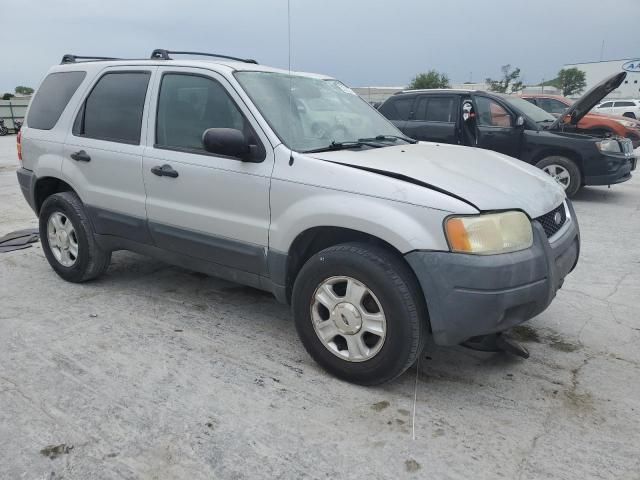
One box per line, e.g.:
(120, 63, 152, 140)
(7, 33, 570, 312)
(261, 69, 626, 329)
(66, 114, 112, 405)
(151, 164, 179, 178)
(70, 150, 91, 162)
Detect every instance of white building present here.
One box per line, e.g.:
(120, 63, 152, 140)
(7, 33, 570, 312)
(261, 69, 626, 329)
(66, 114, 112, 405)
(563, 58, 640, 100)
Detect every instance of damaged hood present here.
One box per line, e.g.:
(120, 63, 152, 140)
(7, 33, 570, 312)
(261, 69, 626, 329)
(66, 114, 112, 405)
(308, 142, 565, 218)
(549, 71, 627, 130)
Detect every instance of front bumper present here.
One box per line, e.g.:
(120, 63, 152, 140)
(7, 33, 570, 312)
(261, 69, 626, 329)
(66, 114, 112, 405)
(584, 152, 635, 186)
(406, 202, 580, 346)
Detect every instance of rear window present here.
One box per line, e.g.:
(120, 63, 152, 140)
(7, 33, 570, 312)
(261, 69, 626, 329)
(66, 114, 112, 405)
(26, 71, 86, 130)
(615, 101, 635, 107)
(74, 72, 150, 144)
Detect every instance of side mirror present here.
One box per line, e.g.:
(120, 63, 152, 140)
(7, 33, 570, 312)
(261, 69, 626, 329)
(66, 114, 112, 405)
(515, 116, 525, 127)
(202, 128, 257, 162)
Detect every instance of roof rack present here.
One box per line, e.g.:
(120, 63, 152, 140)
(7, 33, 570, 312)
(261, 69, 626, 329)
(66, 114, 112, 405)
(61, 54, 122, 64)
(150, 49, 258, 64)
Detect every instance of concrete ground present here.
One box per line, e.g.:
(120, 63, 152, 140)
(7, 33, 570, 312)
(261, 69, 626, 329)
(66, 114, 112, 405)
(0, 134, 639, 480)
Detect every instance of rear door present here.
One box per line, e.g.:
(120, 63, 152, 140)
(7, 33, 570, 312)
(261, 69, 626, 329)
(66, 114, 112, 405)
(63, 67, 154, 243)
(142, 67, 273, 276)
(402, 95, 459, 144)
(472, 94, 521, 158)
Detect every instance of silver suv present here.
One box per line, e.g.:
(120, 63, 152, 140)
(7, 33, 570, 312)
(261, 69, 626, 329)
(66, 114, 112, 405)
(16, 50, 580, 384)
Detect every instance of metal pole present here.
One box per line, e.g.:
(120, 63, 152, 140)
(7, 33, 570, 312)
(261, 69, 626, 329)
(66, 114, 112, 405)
(8, 101, 15, 131)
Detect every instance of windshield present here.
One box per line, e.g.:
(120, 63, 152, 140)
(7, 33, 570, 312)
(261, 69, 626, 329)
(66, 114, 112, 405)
(235, 71, 406, 152)
(502, 95, 556, 123)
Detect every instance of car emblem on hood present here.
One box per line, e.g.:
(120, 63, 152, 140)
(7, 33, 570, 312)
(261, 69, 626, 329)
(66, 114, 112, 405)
(554, 212, 563, 225)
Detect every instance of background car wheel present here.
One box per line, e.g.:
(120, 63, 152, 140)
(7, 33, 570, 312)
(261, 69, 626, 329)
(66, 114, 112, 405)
(39, 191, 111, 282)
(536, 156, 581, 198)
(292, 242, 428, 385)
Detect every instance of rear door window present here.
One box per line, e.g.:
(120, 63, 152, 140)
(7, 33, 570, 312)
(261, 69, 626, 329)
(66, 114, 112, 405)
(27, 71, 87, 130)
(413, 96, 455, 122)
(614, 101, 635, 107)
(379, 97, 414, 121)
(74, 72, 150, 144)
(537, 98, 568, 115)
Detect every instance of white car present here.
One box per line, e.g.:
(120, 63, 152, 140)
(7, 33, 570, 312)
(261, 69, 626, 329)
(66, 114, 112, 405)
(594, 99, 640, 119)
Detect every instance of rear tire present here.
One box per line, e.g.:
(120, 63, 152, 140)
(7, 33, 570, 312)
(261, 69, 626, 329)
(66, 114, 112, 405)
(623, 112, 637, 119)
(536, 155, 581, 198)
(292, 242, 428, 385)
(39, 192, 111, 282)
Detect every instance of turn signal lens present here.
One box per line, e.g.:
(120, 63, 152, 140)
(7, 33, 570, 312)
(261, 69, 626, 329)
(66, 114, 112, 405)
(445, 211, 533, 255)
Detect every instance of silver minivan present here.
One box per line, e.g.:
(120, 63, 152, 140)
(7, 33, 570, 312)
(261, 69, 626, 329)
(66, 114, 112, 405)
(16, 50, 580, 385)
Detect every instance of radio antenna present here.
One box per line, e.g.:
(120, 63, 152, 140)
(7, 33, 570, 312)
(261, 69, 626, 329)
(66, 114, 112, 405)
(288, 0, 295, 166)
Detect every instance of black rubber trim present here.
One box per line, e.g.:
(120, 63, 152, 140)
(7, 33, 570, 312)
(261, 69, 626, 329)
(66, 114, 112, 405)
(86, 206, 153, 245)
(148, 222, 267, 276)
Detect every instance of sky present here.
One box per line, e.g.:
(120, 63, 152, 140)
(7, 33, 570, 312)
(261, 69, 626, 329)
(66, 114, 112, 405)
(1, 0, 639, 93)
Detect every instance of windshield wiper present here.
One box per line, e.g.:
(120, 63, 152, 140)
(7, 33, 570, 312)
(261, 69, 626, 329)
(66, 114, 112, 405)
(359, 134, 417, 144)
(303, 139, 385, 154)
(537, 119, 555, 124)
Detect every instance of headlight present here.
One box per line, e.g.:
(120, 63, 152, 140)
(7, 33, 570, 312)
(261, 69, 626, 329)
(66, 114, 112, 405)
(445, 211, 533, 255)
(596, 138, 621, 153)
(614, 119, 637, 128)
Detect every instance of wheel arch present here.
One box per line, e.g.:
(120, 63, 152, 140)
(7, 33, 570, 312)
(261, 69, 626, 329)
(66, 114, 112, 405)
(531, 148, 584, 179)
(275, 226, 420, 305)
(33, 176, 76, 214)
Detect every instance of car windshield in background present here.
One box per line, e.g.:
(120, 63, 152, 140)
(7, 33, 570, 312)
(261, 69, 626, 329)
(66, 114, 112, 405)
(502, 95, 557, 123)
(234, 71, 406, 152)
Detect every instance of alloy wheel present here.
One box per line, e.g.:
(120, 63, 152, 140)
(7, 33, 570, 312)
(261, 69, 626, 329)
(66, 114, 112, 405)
(310, 276, 386, 362)
(47, 212, 79, 267)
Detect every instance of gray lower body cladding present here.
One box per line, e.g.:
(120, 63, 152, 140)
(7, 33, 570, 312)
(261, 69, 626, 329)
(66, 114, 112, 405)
(406, 205, 580, 346)
(16, 168, 37, 212)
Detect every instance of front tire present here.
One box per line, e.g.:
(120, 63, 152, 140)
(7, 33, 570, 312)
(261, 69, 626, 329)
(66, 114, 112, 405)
(39, 192, 111, 282)
(536, 155, 581, 198)
(292, 243, 428, 385)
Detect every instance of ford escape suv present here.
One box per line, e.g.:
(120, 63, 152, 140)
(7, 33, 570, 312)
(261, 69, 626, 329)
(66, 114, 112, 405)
(16, 50, 580, 385)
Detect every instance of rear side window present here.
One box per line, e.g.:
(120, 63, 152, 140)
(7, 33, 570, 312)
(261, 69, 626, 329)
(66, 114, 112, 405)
(379, 97, 413, 121)
(422, 97, 455, 122)
(74, 72, 150, 144)
(614, 101, 635, 107)
(27, 71, 86, 130)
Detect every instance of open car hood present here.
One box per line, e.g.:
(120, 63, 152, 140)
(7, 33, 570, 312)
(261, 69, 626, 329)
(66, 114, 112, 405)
(549, 71, 627, 130)
(308, 143, 565, 218)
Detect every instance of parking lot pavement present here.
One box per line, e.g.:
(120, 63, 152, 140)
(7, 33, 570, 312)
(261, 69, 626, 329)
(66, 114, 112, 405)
(0, 133, 638, 480)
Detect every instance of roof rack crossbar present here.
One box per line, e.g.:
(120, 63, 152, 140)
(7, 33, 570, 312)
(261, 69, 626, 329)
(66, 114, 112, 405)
(61, 54, 121, 64)
(150, 49, 258, 64)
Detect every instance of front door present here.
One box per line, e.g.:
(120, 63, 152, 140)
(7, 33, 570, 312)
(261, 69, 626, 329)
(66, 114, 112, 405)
(142, 67, 273, 276)
(472, 95, 521, 158)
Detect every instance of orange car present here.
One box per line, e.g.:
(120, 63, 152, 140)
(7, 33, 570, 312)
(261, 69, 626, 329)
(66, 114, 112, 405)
(521, 94, 640, 148)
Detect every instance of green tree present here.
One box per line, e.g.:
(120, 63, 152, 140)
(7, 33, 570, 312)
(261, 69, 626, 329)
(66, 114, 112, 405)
(486, 65, 523, 93)
(556, 68, 587, 96)
(14, 86, 34, 95)
(2, 93, 15, 100)
(408, 70, 450, 89)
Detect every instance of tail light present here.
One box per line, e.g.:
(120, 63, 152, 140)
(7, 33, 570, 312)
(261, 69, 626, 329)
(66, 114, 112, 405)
(16, 131, 22, 163)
